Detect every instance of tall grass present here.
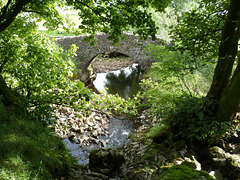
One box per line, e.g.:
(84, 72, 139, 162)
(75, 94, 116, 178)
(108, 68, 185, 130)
(0, 104, 77, 179)
(182, 64, 214, 97)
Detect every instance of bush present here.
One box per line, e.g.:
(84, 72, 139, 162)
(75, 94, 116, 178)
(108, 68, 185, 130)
(140, 45, 214, 121)
(88, 92, 140, 116)
(168, 97, 240, 143)
(0, 18, 91, 122)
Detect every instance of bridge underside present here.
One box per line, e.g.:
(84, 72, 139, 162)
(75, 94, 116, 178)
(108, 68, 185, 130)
(90, 53, 134, 73)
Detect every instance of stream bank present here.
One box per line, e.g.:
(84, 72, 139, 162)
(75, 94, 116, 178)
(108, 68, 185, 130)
(54, 105, 140, 165)
(58, 103, 240, 180)
(68, 123, 240, 180)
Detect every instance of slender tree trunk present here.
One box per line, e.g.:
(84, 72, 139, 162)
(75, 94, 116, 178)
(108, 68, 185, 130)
(206, 0, 240, 121)
(0, 74, 20, 106)
(207, 0, 240, 101)
(216, 55, 240, 121)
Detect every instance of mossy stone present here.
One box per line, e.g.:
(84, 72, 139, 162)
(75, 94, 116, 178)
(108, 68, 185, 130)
(181, 161, 197, 169)
(173, 140, 186, 151)
(89, 148, 125, 177)
(159, 164, 214, 180)
(209, 146, 225, 158)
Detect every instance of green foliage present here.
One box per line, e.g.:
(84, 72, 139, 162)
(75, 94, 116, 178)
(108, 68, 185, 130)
(67, 0, 169, 43)
(140, 78, 182, 118)
(1, 20, 73, 92)
(146, 124, 169, 140)
(88, 93, 141, 116)
(142, 0, 240, 144)
(30, 81, 92, 122)
(146, 45, 214, 96)
(38, 30, 76, 37)
(143, 82, 239, 143)
(0, 105, 78, 179)
(145, 0, 200, 41)
(1, 0, 170, 42)
(170, 0, 229, 62)
(141, 44, 238, 143)
(0, 17, 91, 121)
(181, 65, 214, 97)
(0, 0, 70, 32)
(169, 97, 240, 143)
(147, 45, 195, 82)
(140, 47, 187, 118)
(140, 45, 213, 120)
(168, 0, 200, 13)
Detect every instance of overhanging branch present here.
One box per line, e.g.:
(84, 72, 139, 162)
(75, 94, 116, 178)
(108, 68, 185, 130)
(23, 9, 42, 14)
(0, 0, 12, 20)
(0, 0, 31, 32)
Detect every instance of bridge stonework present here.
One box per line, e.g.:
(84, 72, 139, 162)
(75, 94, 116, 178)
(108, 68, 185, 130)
(56, 32, 162, 82)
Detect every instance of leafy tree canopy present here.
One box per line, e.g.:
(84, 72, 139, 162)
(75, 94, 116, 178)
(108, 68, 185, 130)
(0, 0, 169, 42)
(0, 15, 91, 119)
(0, 0, 65, 32)
(170, 0, 230, 63)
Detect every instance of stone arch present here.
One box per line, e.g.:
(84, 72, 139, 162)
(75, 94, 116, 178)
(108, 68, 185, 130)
(56, 32, 163, 82)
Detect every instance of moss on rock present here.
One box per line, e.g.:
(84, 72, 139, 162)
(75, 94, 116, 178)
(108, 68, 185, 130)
(159, 163, 214, 180)
(89, 148, 125, 177)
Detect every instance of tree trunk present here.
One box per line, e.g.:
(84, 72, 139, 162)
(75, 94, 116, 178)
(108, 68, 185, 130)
(207, 0, 240, 101)
(0, 74, 20, 106)
(216, 55, 240, 121)
(0, 0, 31, 32)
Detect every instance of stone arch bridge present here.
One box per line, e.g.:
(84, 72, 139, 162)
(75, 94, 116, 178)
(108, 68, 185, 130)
(56, 32, 163, 82)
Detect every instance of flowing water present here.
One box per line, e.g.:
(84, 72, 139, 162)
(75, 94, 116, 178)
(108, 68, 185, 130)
(63, 116, 135, 164)
(63, 64, 141, 165)
(93, 63, 141, 99)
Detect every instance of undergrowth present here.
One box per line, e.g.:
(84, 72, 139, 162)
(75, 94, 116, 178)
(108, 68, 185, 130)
(87, 92, 141, 116)
(168, 97, 240, 143)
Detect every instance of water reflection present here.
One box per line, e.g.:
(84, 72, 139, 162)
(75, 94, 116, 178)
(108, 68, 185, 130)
(93, 64, 141, 99)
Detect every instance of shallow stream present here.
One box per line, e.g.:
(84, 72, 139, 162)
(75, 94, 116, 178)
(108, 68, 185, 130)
(63, 116, 135, 164)
(63, 64, 141, 165)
